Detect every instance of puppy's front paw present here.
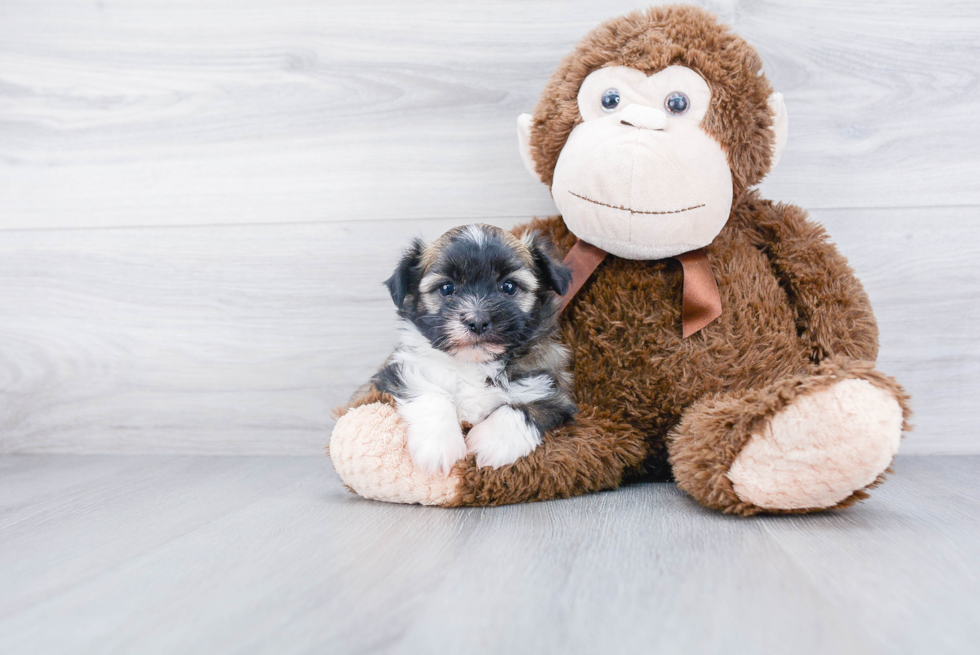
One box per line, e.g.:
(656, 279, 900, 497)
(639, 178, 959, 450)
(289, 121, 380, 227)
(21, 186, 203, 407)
(398, 395, 467, 476)
(407, 423, 467, 477)
(466, 405, 541, 469)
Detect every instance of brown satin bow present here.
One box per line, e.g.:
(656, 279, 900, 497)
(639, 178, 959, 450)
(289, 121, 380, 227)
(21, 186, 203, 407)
(559, 239, 722, 338)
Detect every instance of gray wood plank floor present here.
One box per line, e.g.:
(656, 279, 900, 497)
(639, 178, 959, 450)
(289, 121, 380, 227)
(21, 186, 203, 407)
(1, 454, 977, 654)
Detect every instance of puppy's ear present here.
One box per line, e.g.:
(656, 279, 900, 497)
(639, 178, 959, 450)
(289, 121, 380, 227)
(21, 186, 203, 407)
(527, 231, 572, 297)
(384, 238, 426, 309)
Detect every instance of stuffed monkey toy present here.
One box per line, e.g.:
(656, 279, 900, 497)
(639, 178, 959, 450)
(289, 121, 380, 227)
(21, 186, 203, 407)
(329, 4, 911, 515)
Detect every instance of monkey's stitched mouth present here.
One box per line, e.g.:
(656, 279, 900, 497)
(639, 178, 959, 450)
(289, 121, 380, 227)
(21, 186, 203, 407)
(569, 191, 705, 215)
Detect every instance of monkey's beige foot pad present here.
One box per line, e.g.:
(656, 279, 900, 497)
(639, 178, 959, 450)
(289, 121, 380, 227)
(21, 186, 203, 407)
(727, 379, 904, 510)
(329, 402, 462, 505)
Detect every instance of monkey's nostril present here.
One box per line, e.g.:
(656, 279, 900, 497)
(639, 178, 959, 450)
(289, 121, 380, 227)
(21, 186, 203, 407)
(621, 118, 664, 131)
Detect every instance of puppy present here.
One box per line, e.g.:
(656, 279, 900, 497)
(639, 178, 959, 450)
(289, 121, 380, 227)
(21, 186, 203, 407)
(366, 224, 576, 475)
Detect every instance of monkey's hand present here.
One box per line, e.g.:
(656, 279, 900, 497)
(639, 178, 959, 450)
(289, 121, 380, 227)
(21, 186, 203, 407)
(329, 402, 464, 505)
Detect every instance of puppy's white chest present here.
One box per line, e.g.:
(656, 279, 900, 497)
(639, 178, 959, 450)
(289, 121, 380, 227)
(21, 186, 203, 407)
(392, 323, 543, 425)
(454, 375, 508, 425)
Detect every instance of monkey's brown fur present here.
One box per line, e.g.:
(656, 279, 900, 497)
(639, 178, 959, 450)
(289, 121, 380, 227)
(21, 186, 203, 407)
(440, 200, 910, 513)
(342, 5, 910, 514)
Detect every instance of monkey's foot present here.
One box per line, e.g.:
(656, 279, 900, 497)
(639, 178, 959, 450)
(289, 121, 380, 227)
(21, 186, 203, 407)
(726, 379, 904, 510)
(329, 402, 462, 505)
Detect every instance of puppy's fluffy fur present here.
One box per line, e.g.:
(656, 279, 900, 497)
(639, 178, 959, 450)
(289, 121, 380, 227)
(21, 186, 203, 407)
(364, 224, 576, 475)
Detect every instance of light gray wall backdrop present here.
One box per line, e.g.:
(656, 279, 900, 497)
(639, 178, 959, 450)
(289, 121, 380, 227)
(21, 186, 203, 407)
(1, 0, 978, 454)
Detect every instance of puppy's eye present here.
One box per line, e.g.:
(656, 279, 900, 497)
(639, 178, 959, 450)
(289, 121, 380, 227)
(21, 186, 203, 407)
(665, 91, 690, 115)
(499, 280, 518, 296)
(439, 282, 456, 297)
(601, 88, 621, 113)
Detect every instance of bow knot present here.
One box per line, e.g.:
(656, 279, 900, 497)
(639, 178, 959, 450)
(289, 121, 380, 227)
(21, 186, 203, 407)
(559, 239, 722, 338)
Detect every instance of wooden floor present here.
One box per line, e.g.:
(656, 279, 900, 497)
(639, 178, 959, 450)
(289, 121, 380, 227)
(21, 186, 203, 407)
(1, 455, 977, 654)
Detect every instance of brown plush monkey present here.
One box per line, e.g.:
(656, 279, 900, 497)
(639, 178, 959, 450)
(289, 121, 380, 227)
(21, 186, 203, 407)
(329, 5, 910, 515)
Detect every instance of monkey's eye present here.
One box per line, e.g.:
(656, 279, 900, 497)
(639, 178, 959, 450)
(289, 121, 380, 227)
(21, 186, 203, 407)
(499, 280, 518, 296)
(439, 282, 456, 297)
(665, 92, 690, 115)
(601, 88, 621, 113)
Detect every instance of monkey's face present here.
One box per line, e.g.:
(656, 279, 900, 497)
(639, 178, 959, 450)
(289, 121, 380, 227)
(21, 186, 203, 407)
(550, 65, 734, 260)
(517, 4, 789, 261)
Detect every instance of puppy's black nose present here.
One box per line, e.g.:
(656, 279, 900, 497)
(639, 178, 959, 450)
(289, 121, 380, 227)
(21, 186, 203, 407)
(465, 315, 491, 335)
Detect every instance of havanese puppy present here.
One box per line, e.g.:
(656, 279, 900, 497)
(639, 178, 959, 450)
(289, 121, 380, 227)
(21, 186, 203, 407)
(366, 223, 576, 476)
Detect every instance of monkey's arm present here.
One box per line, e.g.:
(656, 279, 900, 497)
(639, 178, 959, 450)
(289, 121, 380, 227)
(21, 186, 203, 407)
(451, 403, 648, 506)
(736, 195, 879, 363)
(332, 360, 398, 420)
(329, 399, 648, 506)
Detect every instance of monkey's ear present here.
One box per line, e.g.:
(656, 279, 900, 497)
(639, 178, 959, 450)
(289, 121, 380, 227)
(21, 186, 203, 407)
(527, 231, 572, 296)
(384, 238, 426, 309)
(517, 113, 541, 182)
(768, 92, 789, 170)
